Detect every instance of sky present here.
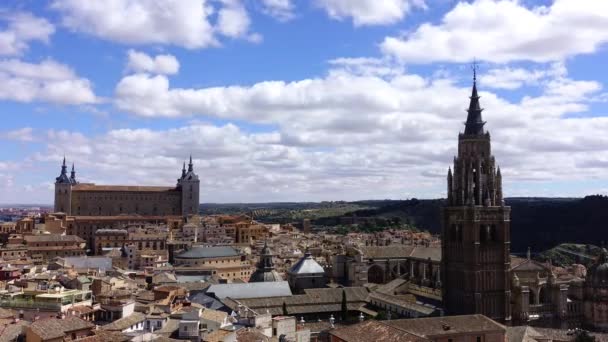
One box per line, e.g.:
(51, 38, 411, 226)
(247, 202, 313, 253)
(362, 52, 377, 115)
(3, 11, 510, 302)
(0, 0, 607, 204)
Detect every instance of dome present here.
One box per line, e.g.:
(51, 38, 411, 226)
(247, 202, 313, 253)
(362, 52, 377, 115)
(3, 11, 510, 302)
(588, 249, 608, 287)
(249, 241, 282, 282)
(249, 269, 283, 282)
(288, 251, 325, 275)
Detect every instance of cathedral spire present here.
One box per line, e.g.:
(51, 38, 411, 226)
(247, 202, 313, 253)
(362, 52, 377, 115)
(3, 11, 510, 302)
(182, 161, 186, 178)
(464, 65, 486, 135)
(188, 154, 193, 172)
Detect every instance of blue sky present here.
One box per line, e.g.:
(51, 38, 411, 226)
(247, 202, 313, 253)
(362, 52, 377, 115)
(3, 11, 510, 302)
(0, 0, 607, 204)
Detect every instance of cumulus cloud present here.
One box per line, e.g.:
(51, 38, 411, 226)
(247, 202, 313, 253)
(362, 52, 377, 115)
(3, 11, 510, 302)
(381, 0, 608, 63)
(260, 0, 295, 21)
(0, 12, 55, 56)
(126, 50, 180, 75)
(0, 127, 34, 142)
(480, 62, 566, 90)
(216, 0, 260, 42)
(51, 0, 259, 48)
(108, 59, 608, 202)
(315, 0, 426, 26)
(0, 59, 97, 104)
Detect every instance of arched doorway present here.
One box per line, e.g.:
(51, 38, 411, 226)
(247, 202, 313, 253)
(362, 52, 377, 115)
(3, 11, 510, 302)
(368, 264, 385, 284)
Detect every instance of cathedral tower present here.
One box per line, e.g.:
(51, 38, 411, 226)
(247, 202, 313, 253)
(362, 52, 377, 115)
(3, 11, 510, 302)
(54, 157, 73, 213)
(441, 72, 511, 323)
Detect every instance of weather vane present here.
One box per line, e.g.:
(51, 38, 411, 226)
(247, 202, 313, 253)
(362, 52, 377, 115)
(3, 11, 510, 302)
(471, 58, 479, 81)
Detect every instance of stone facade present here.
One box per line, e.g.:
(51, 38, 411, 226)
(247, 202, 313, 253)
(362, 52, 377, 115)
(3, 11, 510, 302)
(333, 245, 441, 291)
(54, 157, 200, 217)
(442, 76, 511, 322)
(583, 249, 608, 331)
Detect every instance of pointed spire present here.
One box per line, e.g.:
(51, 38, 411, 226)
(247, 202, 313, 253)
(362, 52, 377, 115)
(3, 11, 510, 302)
(188, 154, 193, 172)
(464, 63, 486, 135)
(181, 161, 186, 178)
(61, 157, 67, 175)
(70, 163, 77, 183)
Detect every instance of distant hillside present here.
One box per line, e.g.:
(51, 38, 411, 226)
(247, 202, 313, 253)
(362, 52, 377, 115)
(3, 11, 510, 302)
(537, 243, 603, 267)
(200, 195, 608, 253)
(345, 196, 607, 253)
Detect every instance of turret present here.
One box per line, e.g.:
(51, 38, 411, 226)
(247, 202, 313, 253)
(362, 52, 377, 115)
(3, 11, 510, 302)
(54, 157, 73, 213)
(70, 163, 78, 185)
(178, 155, 200, 217)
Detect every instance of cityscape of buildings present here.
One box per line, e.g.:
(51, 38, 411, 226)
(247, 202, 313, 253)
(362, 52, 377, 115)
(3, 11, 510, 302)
(1, 77, 607, 342)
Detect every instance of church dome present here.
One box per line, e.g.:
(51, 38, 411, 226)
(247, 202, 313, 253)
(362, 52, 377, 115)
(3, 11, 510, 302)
(288, 251, 325, 275)
(588, 249, 608, 287)
(250, 241, 283, 283)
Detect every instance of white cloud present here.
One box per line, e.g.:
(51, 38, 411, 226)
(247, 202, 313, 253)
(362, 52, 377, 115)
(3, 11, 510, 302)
(52, 0, 259, 48)
(126, 50, 180, 75)
(0, 12, 55, 55)
(260, 0, 295, 21)
(381, 0, 608, 63)
(109, 58, 608, 202)
(0, 127, 34, 142)
(0, 59, 97, 105)
(480, 62, 566, 90)
(217, 0, 253, 39)
(315, 0, 426, 26)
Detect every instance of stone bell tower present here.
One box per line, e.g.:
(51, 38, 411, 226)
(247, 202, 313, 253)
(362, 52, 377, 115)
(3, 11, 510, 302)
(441, 70, 512, 323)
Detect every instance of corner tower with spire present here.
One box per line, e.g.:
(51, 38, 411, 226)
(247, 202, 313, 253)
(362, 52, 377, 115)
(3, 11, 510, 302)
(178, 155, 200, 217)
(441, 68, 512, 323)
(54, 157, 73, 213)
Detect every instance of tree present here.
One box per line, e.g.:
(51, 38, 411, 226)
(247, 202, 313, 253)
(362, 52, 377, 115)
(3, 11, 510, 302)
(282, 301, 288, 316)
(341, 289, 347, 321)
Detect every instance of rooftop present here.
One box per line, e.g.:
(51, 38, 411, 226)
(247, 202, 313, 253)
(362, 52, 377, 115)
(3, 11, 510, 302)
(207, 281, 292, 299)
(385, 315, 506, 337)
(331, 320, 429, 342)
(176, 246, 240, 259)
(288, 251, 325, 275)
(72, 184, 177, 192)
(29, 316, 94, 340)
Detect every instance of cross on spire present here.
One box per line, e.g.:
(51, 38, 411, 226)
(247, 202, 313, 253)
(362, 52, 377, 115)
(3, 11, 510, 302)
(472, 59, 478, 82)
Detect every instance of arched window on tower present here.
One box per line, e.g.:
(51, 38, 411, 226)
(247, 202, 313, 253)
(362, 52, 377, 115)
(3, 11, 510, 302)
(480, 225, 487, 243)
(458, 224, 463, 242)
